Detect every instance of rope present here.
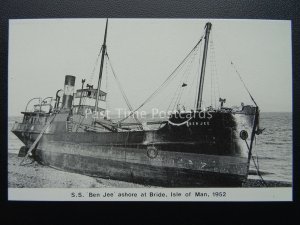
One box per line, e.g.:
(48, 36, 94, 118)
(182, 48, 200, 109)
(244, 139, 267, 187)
(75, 90, 89, 132)
(20, 111, 59, 166)
(161, 50, 198, 128)
(105, 55, 110, 111)
(230, 62, 258, 107)
(251, 155, 267, 187)
(118, 37, 204, 123)
(77, 47, 109, 131)
(106, 53, 143, 129)
(214, 31, 257, 107)
(88, 46, 103, 85)
(209, 34, 219, 108)
(75, 113, 86, 132)
(166, 59, 189, 112)
(172, 48, 197, 111)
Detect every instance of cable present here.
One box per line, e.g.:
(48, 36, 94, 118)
(182, 47, 200, 109)
(230, 62, 258, 107)
(166, 54, 192, 112)
(214, 31, 257, 107)
(106, 53, 143, 129)
(251, 155, 267, 187)
(88, 46, 103, 85)
(244, 139, 267, 187)
(118, 37, 204, 123)
(209, 34, 219, 108)
(105, 56, 110, 111)
(172, 47, 198, 111)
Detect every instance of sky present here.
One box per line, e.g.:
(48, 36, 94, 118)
(8, 19, 292, 116)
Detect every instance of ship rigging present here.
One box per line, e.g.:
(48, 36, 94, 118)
(81, 20, 258, 131)
(13, 20, 263, 187)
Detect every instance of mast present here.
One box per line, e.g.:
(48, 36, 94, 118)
(95, 19, 108, 112)
(196, 22, 212, 111)
(78, 79, 85, 111)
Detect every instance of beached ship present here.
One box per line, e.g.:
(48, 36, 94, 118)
(12, 20, 262, 187)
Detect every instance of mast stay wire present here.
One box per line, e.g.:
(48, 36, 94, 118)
(210, 42, 213, 107)
(157, 46, 199, 129)
(230, 62, 258, 107)
(213, 31, 258, 107)
(209, 32, 220, 108)
(172, 46, 198, 111)
(167, 45, 198, 112)
(88, 46, 103, 85)
(165, 51, 193, 112)
(158, 48, 199, 129)
(214, 31, 264, 185)
(105, 53, 134, 113)
(160, 48, 193, 113)
(118, 36, 204, 124)
(75, 43, 103, 131)
(182, 45, 201, 109)
(105, 55, 110, 112)
(105, 53, 143, 129)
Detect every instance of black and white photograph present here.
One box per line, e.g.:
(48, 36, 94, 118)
(8, 18, 292, 201)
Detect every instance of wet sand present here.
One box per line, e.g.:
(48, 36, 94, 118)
(8, 153, 291, 188)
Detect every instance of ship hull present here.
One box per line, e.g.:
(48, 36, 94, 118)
(12, 108, 258, 187)
(35, 139, 247, 187)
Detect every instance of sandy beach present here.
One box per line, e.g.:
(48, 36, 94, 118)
(8, 153, 150, 188)
(8, 153, 291, 188)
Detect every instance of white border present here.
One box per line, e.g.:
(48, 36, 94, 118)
(8, 188, 292, 201)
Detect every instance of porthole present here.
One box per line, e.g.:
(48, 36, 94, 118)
(147, 146, 158, 159)
(240, 130, 248, 140)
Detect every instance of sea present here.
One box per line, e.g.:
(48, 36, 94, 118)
(8, 112, 293, 183)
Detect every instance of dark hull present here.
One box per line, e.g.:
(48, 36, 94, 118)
(34, 138, 248, 187)
(12, 108, 258, 187)
(37, 149, 246, 187)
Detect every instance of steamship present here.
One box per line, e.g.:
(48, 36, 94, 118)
(11, 20, 262, 187)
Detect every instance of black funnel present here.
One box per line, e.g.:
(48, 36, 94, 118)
(62, 75, 76, 109)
